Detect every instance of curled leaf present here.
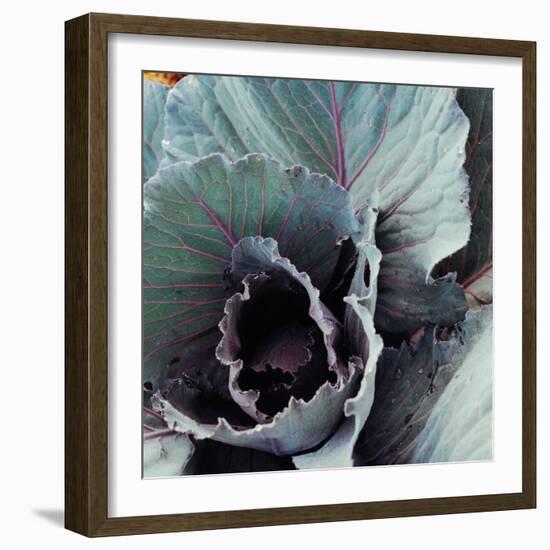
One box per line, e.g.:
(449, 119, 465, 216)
(293, 295, 383, 469)
(143, 153, 358, 387)
(152, 360, 362, 456)
(347, 200, 381, 316)
(217, 237, 345, 421)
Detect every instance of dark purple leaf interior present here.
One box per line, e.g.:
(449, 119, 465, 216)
(232, 271, 334, 417)
(238, 274, 315, 373)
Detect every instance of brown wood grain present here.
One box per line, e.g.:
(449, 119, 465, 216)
(65, 12, 537, 537)
(521, 42, 537, 509)
(65, 14, 91, 535)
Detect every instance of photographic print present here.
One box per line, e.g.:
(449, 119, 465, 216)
(142, 73, 493, 478)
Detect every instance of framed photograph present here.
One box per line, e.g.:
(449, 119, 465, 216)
(65, 12, 536, 536)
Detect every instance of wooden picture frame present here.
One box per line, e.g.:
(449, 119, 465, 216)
(65, 12, 536, 537)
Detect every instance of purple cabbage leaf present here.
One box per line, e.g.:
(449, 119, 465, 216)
(140, 74, 493, 474)
(353, 305, 492, 465)
(438, 88, 493, 309)
(160, 76, 472, 335)
(143, 153, 359, 388)
(150, 236, 377, 461)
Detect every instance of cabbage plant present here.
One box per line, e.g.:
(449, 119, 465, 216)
(142, 76, 493, 476)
